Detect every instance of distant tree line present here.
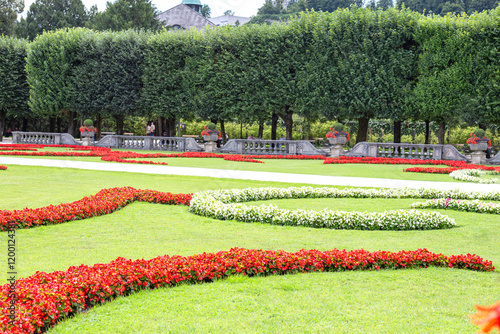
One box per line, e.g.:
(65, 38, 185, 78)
(0, 6, 499, 143)
(251, 0, 500, 24)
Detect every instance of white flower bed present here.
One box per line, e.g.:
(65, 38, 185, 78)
(411, 198, 500, 214)
(191, 186, 500, 203)
(449, 169, 499, 184)
(189, 187, 459, 231)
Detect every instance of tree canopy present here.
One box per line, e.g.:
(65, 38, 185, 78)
(87, 0, 162, 31)
(0, 0, 23, 35)
(16, 0, 90, 40)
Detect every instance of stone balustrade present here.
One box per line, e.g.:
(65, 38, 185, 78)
(219, 139, 328, 156)
(344, 142, 469, 161)
(12, 132, 80, 146)
(95, 135, 203, 152)
(10, 132, 477, 162)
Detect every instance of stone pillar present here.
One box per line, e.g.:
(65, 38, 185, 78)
(82, 137, 91, 146)
(330, 145, 343, 158)
(178, 139, 185, 152)
(237, 141, 244, 154)
(433, 146, 443, 160)
(288, 142, 297, 155)
(54, 134, 61, 145)
(205, 142, 217, 153)
(144, 137, 152, 150)
(367, 143, 378, 157)
(471, 152, 486, 165)
(12, 132, 20, 144)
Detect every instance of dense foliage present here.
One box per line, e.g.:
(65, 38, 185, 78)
(0, 37, 29, 141)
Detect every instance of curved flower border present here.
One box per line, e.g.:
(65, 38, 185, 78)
(449, 169, 499, 184)
(0, 187, 191, 231)
(0, 165, 6, 170)
(411, 198, 500, 214)
(188, 187, 467, 230)
(0, 247, 494, 334)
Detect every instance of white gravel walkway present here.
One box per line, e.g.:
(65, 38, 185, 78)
(1, 157, 499, 192)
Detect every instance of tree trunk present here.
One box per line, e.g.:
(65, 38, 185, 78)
(438, 122, 445, 145)
(162, 118, 167, 137)
(425, 120, 430, 144)
(240, 120, 243, 139)
(393, 120, 401, 143)
(278, 105, 293, 140)
(22, 117, 28, 132)
(96, 113, 102, 141)
(356, 117, 369, 143)
(157, 117, 163, 137)
(67, 111, 75, 136)
(49, 117, 56, 133)
(56, 117, 62, 133)
(220, 119, 226, 144)
(0, 111, 6, 142)
(168, 117, 176, 137)
(115, 115, 124, 135)
(271, 112, 278, 140)
(258, 120, 264, 139)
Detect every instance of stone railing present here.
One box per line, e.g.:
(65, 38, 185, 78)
(95, 135, 203, 152)
(344, 142, 469, 161)
(12, 132, 81, 146)
(219, 139, 328, 156)
(487, 151, 500, 165)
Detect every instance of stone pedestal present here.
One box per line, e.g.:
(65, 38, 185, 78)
(471, 151, 486, 165)
(330, 145, 343, 158)
(82, 137, 92, 146)
(204, 142, 217, 153)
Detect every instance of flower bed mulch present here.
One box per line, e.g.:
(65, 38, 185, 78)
(0, 187, 191, 231)
(0, 247, 494, 333)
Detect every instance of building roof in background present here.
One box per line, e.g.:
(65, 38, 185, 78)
(156, 4, 214, 30)
(209, 15, 251, 26)
(182, 0, 202, 5)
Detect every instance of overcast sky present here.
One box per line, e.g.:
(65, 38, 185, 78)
(21, 0, 263, 18)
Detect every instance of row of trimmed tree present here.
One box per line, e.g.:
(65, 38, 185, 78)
(1, 6, 499, 143)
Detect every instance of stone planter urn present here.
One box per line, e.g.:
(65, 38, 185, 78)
(81, 131, 95, 146)
(202, 133, 219, 142)
(328, 135, 347, 145)
(469, 141, 488, 165)
(203, 132, 219, 153)
(469, 142, 488, 151)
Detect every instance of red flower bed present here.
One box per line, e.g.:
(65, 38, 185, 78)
(403, 167, 459, 174)
(0, 187, 191, 231)
(223, 155, 265, 163)
(0, 165, 6, 170)
(242, 154, 325, 160)
(323, 156, 469, 167)
(324, 157, 500, 175)
(0, 247, 494, 333)
(0, 144, 328, 166)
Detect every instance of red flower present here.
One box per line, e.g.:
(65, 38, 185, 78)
(471, 301, 500, 333)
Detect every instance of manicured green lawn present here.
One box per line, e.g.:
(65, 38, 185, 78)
(0, 165, 498, 333)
